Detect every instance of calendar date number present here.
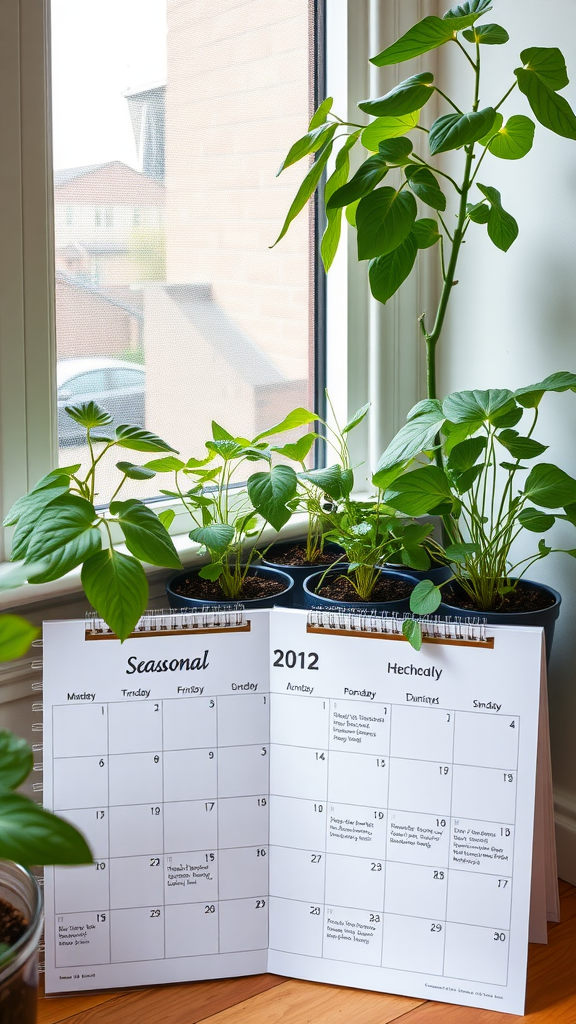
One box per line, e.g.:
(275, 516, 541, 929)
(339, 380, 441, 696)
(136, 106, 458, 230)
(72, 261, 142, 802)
(273, 650, 319, 670)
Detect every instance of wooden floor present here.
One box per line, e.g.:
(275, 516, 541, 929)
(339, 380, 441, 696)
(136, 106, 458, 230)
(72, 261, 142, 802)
(38, 880, 576, 1024)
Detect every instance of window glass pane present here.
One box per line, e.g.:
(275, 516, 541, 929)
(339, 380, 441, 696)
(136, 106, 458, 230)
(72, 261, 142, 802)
(51, 0, 319, 504)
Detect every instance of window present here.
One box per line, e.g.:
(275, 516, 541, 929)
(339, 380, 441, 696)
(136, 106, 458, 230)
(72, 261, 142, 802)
(65, 205, 73, 226)
(94, 207, 101, 227)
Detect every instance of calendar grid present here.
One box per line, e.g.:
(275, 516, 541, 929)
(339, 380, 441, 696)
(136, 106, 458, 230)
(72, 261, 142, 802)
(215, 695, 221, 954)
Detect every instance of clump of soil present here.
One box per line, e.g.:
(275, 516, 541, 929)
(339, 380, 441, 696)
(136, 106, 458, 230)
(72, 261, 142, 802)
(0, 897, 28, 949)
(314, 573, 413, 604)
(172, 572, 287, 602)
(265, 543, 339, 567)
(443, 583, 556, 613)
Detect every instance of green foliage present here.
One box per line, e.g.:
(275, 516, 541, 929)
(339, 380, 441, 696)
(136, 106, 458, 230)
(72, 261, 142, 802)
(0, 616, 40, 662)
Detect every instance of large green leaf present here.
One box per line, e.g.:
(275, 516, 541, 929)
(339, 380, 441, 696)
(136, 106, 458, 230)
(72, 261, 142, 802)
(413, 218, 441, 249)
(300, 464, 346, 501)
(272, 136, 334, 246)
(321, 130, 362, 271)
(343, 402, 371, 434)
(272, 432, 317, 465)
(409, 579, 443, 615)
(111, 499, 182, 569)
(496, 429, 548, 460)
(358, 73, 435, 118)
(361, 112, 420, 151)
(488, 115, 535, 160)
(443, 388, 516, 426)
(476, 112, 504, 149)
(115, 424, 177, 453)
(116, 461, 157, 481)
(443, 0, 493, 20)
(515, 68, 576, 140)
(190, 524, 235, 555)
(247, 465, 298, 531)
(0, 616, 40, 663)
(4, 474, 71, 527)
(143, 456, 186, 472)
(385, 466, 454, 516)
(277, 123, 336, 174)
(519, 47, 569, 91)
(356, 188, 417, 260)
(375, 400, 445, 472)
(27, 528, 103, 584)
(0, 792, 92, 866)
(405, 165, 446, 211)
(309, 96, 334, 130)
(0, 731, 33, 790)
(377, 138, 414, 164)
(524, 464, 576, 509)
(64, 401, 112, 429)
(429, 108, 496, 155)
(463, 23, 509, 45)
(253, 407, 317, 441)
(467, 201, 490, 223)
(515, 371, 576, 408)
(476, 183, 518, 251)
(81, 548, 148, 641)
(371, 15, 471, 67)
(25, 494, 97, 562)
(327, 155, 389, 209)
(518, 508, 556, 533)
(368, 233, 418, 304)
(402, 618, 422, 651)
(447, 436, 487, 471)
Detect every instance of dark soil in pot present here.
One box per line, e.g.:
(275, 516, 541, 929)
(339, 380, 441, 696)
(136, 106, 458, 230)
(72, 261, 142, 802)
(303, 568, 418, 613)
(167, 565, 294, 609)
(172, 573, 286, 602)
(442, 583, 555, 614)
(262, 541, 344, 608)
(315, 574, 413, 604)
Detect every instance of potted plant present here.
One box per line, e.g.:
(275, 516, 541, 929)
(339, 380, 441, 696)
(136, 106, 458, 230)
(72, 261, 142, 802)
(0, 610, 91, 1023)
(4, 402, 183, 640)
(374, 375, 576, 653)
(159, 411, 317, 609)
(273, 0, 576, 403)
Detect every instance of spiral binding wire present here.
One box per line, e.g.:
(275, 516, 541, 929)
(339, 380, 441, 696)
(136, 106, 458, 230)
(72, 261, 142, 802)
(85, 606, 247, 635)
(306, 607, 489, 643)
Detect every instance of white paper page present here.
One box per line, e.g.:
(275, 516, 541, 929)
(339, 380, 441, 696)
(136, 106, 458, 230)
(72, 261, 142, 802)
(43, 616, 270, 993)
(267, 610, 543, 1016)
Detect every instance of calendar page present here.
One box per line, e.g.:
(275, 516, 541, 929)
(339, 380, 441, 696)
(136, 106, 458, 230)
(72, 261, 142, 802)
(267, 610, 543, 1016)
(42, 610, 544, 1015)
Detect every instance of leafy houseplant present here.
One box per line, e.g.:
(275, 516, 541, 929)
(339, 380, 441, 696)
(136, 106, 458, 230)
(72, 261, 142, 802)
(375, 374, 576, 644)
(4, 402, 183, 641)
(273, 0, 576, 400)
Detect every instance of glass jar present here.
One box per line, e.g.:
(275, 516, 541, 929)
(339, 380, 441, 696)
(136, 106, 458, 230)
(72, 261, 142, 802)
(0, 862, 43, 1024)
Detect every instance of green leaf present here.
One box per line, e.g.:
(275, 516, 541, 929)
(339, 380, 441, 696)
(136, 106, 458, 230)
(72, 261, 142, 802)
(272, 135, 334, 247)
(488, 115, 535, 160)
(361, 112, 420, 151)
(443, 0, 493, 20)
(277, 123, 336, 174)
(429, 108, 497, 155)
(111, 500, 182, 569)
(116, 461, 156, 481)
(358, 73, 435, 117)
(143, 456, 186, 472)
(309, 96, 334, 130)
(211, 421, 233, 441)
(327, 154, 389, 209)
(452, 464, 483, 494)
(198, 561, 224, 581)
(384, 466, 453, 516)
(370, 16, 460, 67)
(272, 433, 317, 465)
(158, 509, 175, 531)
(515, 68, 576, 140)
(409, 579, 442, 615)
(205, 439, 244, 460)
(27, 528, 102, 584)
(519, 47, 569, 91)
(518, 507, 556, 532)
(402, 618, 422, 651)
(476, 183, 518, 251)
(0, 731, 33, 790)
(443, 388, 517, 427)
(0, 616, 40, 663)
(115, 424, 177, 453)
(357, 188, 417, 260)
(247, 465, 298, 531)
(25, 494, 97, 562)
(253, 407, 317, 442)
(462, 23, 509, 45)
(476, 111, 504, 147)
(444, 542, 479, 562)
(321, 130, 362, 271)
(467, 201, 490, 223)
(345, 200, 360, 227)
(4, 474, 71, 527)
(0, 792, 92, 866)
(447, 436, 487, 471)
(515, 371, 576, 408)
(190, 524, 235, 554)
(524, 464, 576, 509)
(497, 429, 547, 460)
(343, 402, 371, 434)
(368, 233, 418, 304)
(405, 166, 446, 211)
(375, 400, 445, 471)
(64, 401, 112, 429)
(377, 138, 415, 164)
(81, 549, 148, 640)
(412, 218, 441, 249)
(300, 464, 345, 501)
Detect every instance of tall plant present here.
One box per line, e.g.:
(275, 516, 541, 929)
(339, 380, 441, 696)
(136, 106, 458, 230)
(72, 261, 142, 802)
(273, 0, 576, 399)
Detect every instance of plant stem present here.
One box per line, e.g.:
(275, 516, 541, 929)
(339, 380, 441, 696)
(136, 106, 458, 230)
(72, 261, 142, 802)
(434, 87, 463, 114)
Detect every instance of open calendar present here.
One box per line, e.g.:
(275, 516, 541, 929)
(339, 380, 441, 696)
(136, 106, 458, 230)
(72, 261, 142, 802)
(41, 607, 557, 1015)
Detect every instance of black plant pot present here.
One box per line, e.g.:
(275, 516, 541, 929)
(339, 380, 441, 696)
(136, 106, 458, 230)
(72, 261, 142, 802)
(439, 579, 562, 664)
(302, 568, 419, 613)
(166, 564, 294, 610)
(261, 541, 345, 608)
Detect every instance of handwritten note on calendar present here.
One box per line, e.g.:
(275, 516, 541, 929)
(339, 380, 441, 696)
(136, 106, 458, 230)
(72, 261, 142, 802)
(42, 608, 544, 1014)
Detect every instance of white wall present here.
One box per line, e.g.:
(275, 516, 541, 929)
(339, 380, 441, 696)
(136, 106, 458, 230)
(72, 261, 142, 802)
(438, 0, 576, 880)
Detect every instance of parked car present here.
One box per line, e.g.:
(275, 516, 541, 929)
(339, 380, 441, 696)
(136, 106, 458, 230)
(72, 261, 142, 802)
(57, 357, 145, 445)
